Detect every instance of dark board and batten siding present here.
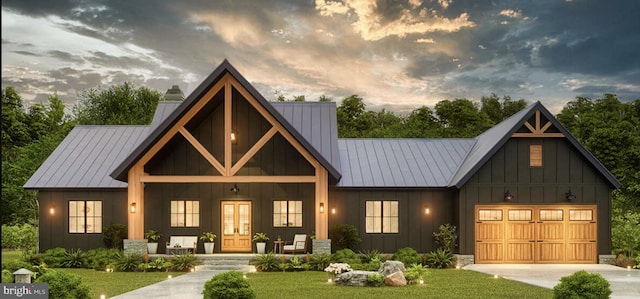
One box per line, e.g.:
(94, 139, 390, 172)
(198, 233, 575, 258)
(457, 138, 613, 255)
(39, 190, 128, 251)
(329, 188, 454, 253)
(144, 183, 315, 253)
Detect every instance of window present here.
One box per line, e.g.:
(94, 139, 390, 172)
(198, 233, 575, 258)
(508, 209, 532, 221)
(69, 201, 102, 233)
(365, 201, 398, 233)
(539, 209, 563, 221)
(530, 144, 542, 167)
(478, 209, 503, 221)
(569, 209, 593, 221)
(273, 201, 302, 227)
(170, 200, 200, 227)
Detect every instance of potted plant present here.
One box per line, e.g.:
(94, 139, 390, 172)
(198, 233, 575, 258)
(200, 232, 217, 254)
(252, 232, 269, 254)
(144, 229, 162, 254)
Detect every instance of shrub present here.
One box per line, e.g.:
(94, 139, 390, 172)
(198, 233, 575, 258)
(433, 224, 457, 253)
(367, 273, 384, 287)
(288, 256, 308, 271)
(1, 261, 47, 281)
(202, 270, 255, 299)
(41, 247, 68, 268)
(392, 247, 422, 266)
(1, 269, 13, 283)
(332, 248, 361, 265)
(21, 249, 42, 266)
(36, 270, 90, 299)
(251, 252, 279, 272)
(84, 248, 122, 270)
(424, 248, 455, 269)
(404, 263, 429, 284)
(614, 253, 635, 268)
(139, 257, 172, 272)
(308, 253, 332, 271)
(552, 270, 611, 299)
(359, 249, 382, 263)
(116, 253, 143, 272)
(103, 223, 128, 249)
(171, 254, 198, 271)
(612, 211, 640, 258)
(61, 249, 86, 268)
(635, 255, 640, 269)
(1, 224, 37, 251)
(324, 263, 353, 275)
(329, 224, 361, 251)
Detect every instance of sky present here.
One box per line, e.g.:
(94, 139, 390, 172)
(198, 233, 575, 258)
(2, 0, 639, 115)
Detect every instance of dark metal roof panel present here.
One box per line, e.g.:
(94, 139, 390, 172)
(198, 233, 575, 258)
(337, 138, 475, 187)
(271, 102, 341, 172)
(150, 101, 182, 130)
(24, 126, 149, 189)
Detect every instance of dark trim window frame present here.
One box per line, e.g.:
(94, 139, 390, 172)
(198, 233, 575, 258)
(69, 200, 102, 234)
(273, 200, 302, 228)
(365, 200, 399, 234)
(170, 200, 200, 227)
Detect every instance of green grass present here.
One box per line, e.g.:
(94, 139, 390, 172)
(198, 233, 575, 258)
(246, 270, 553, 299)
(57, 268, 185, 298)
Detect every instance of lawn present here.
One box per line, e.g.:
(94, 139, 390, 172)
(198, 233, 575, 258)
(246, 270, 553, 299)
(57, 268, 185, 299)
(3, 250, 552, 298)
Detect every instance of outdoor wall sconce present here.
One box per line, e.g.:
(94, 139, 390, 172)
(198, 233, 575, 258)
(320, 203, 325, 213)
(230, 184, 240, 194)
(230, 131, 237, 143)
(49, 207, 55, 215)
(331, 208, 336, 215)
(565, 190, 576, 201)
(504, 190, 514, 201)
(129, 202, 136, 213)
(424, 208, 430, 215)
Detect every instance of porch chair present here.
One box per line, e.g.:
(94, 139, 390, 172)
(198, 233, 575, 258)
(282, 234, 307, 254)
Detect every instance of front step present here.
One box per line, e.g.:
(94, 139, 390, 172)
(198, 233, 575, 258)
(195, 254, 256, 272)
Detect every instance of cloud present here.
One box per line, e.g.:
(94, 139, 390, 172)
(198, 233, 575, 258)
(314, 0, 475, 41)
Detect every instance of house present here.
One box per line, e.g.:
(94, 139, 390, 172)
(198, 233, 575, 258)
(25, 60, 620, 264)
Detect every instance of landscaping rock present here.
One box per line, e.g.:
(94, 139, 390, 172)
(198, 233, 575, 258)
(378, 260, 406, 277)
(384, 271, 407, 286)
(335, 270, 378, 287)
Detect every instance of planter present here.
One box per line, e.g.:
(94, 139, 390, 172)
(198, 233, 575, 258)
(147, 242, 158, 254)
(256, 242, 266, 254)
(203, 242, 214, 254)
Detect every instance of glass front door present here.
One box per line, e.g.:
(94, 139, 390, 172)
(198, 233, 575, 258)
(220, 201, 252, 252)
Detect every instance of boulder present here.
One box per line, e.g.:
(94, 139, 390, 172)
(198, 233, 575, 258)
(384, 271, 407, 286)
(378, 260, 406, 277)
(335, 270, 378, 287)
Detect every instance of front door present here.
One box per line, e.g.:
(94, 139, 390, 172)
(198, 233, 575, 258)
(221, 201, 252, 252)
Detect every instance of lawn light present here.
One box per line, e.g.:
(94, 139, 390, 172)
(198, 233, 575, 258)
(168, 275, 172, 279)
(494, 275, 499, 279)
(419, 279, 424, 284)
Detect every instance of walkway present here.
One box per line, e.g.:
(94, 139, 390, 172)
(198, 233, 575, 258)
(465, 264, 640, 299)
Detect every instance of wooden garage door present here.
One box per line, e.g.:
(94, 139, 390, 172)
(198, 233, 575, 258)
(475, 205, 597, 264)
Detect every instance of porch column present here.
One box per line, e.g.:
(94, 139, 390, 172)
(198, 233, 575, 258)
(127, 163, 145, 239)
(315, 167, 329, 239)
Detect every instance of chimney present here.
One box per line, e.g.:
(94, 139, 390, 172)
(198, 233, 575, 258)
(164, 85, 184, 101)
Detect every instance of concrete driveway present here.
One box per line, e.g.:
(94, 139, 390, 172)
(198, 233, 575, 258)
(464, 264, 640, 299)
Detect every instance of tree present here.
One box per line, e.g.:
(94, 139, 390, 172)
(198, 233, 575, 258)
(480, 94, 528, 125)
(73, 82, 162, 125)
(1, 92, 74, 225)
(435, 99, 493, 137)
(557, 94, 640, 212)
(405, 106, 441, 137)
(337, 95, 368, 137)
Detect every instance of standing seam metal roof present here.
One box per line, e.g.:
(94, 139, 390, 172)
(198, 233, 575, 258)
(24, 126, 149, 189)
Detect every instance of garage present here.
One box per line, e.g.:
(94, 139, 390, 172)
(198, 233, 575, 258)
(475, 205, 597, 264)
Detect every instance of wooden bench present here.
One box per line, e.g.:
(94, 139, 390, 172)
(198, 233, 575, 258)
(166, 236, 197, 254)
